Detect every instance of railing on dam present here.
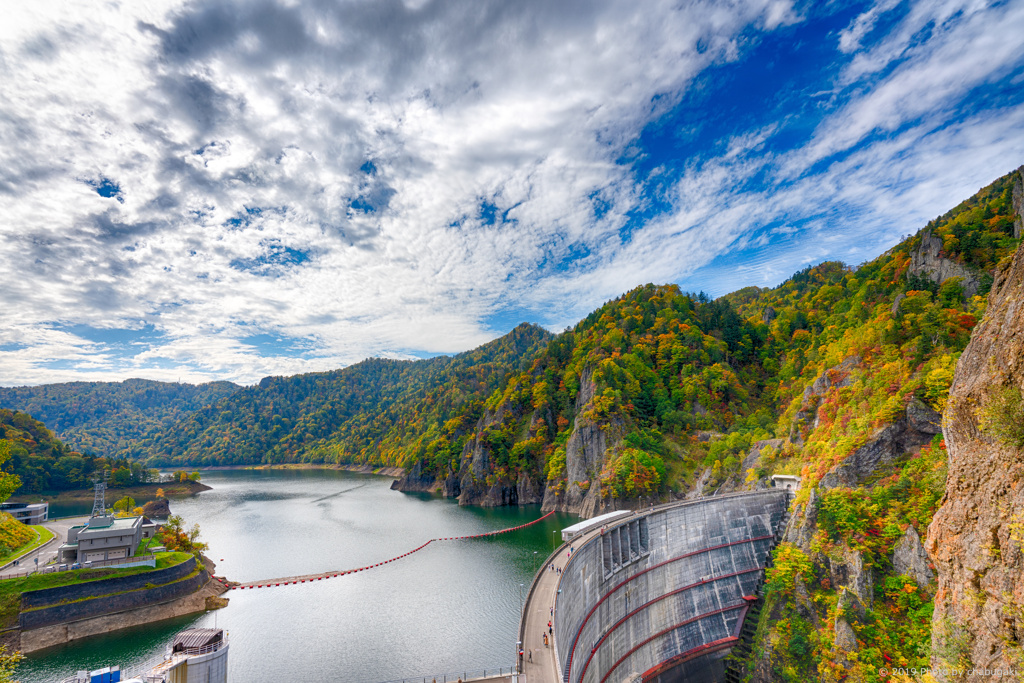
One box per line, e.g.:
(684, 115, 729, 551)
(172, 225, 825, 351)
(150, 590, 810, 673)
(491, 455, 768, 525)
(553, 490, 791, 683)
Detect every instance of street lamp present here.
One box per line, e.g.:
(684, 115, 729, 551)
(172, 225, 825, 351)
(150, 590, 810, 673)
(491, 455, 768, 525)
(519, 582, 524, 616)
(553, 529, 557, 551)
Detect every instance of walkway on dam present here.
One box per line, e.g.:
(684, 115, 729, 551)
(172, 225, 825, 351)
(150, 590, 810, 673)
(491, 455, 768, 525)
(221, 511, 556, 590)
(520, 526, 602, 683)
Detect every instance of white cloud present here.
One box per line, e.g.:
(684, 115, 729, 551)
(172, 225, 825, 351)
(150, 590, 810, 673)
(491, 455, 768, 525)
(0, 0, 1022, 385)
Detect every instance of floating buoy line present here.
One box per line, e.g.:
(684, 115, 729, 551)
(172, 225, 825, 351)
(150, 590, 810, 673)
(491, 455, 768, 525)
(216, 510, 556, 591)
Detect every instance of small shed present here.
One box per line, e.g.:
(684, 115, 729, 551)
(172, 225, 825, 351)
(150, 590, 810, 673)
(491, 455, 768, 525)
(172, 629, 224, 654)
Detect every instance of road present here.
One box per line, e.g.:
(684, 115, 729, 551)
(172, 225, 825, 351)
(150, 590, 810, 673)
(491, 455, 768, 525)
(0, 516, 86, 578)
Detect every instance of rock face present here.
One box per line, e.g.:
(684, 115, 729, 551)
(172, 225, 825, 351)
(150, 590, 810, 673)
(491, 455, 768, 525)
(141, 498, 171, 518)
(820, 398, 941, 489)
(1013, 165, 1023, 240)
(390, 459, 440, 493)
(927, 240, 1024, 681)
(790, 356, 860, 444)
(715, 439, 784, 495)
(908, 228, 981, 297)
(834, 616, 858, 655)
(829, 544, 873, 611)
(543, 367, 621, 518)
(894, 525, 934, 589)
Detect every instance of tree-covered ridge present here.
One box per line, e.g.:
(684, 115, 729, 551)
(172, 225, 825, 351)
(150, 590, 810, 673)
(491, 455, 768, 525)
(0, 378, 240, 457)
(916, 167, 1021, 275)
(128, 323, 553, 466)
(0, 409, 159, 493)
(407, 284, 777, 498)
(0, 409, 100, 493)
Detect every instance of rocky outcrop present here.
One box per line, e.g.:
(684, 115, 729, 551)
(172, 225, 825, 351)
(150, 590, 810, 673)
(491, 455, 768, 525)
(927, 240, 1024, 681)
(390, 459, 441, 493)
(834, 616, 858, 656)
(908, 228, 982, 297)
(457, 472, 543, 507)
(819, 398, 941, 489)
(785, 487, 820, 552)
(1013, 165, 1023, 240)
(894, 525, 934, 589)
(543, 367, 622, 518)
(829, 544, 872, 612)
(141, 497, 171, 518)
(790, 356, 860, 444)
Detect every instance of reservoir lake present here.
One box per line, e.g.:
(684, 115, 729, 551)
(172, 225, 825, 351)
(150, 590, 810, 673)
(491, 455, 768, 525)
(20, 468, 577, 682)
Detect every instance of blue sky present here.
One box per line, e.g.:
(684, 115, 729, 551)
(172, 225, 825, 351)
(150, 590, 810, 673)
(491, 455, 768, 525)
(1, 0, 1023, 385)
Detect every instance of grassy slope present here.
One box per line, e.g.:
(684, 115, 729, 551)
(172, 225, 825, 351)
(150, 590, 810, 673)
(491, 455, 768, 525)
(0, 526, 55, 568)
(0, 551, 192, 628)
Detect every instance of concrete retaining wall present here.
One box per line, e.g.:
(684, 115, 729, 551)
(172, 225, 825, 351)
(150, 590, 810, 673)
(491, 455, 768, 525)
(19, 567, 208, 630)
(554, 491, 790, 683)
(19, 578, 226, 653)
(21, 556, 196, 609)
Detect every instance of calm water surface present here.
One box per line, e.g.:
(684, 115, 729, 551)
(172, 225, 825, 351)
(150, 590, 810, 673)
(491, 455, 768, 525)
(21, 469, 576, 682)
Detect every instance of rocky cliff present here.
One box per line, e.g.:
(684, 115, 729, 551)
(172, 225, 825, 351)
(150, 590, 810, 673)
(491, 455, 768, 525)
(1013, 165, 1023, 240)
(927, 240, 1024, 680)
(909, 229, 983, 297)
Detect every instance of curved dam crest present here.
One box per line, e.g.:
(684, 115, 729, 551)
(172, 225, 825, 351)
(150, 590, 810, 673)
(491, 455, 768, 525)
(548, 491, 791, 683)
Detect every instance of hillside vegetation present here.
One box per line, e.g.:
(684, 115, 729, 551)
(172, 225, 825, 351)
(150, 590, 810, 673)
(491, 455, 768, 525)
(125, 323, 552, 466)
(0, 379, 239, 457)
(0, 409, 159, 493)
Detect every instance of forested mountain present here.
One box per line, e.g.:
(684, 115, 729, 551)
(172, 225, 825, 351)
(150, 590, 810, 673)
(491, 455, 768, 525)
(0, 379, 240, 457)
(6, 166, 1019, 682)
(125, 322, 552, 466)
(0, 409, 156, 493)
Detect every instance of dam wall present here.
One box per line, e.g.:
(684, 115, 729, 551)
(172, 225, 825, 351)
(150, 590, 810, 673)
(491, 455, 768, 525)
(554, 491, 790, 683)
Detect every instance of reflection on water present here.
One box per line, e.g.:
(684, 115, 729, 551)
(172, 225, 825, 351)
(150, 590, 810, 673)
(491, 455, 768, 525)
(21, 468, 576, 683)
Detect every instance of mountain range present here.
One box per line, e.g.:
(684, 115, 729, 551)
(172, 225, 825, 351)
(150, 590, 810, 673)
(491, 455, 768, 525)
(1, 165, 1023, 681)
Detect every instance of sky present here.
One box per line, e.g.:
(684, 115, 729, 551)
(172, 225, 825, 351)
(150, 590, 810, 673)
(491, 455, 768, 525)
(1, 0, 1023, 386)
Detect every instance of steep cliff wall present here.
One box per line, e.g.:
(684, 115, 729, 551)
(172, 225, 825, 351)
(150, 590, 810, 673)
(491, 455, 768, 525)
(908, 229, 982, 297)
(927, 241, 1024, 680)
(1013, 165, 1022, 240)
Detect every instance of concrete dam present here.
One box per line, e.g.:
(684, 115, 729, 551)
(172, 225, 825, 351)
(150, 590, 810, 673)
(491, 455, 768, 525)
(536, 490, 791, 683)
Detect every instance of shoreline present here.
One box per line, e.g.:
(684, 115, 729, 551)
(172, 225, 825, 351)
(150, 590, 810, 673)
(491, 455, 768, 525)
(195, 462, 405, 479)
(8, 480, 211, 506)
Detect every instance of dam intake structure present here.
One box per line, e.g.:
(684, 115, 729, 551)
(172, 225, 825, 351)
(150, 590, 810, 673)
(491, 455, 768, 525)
(538, 491, 791, 683)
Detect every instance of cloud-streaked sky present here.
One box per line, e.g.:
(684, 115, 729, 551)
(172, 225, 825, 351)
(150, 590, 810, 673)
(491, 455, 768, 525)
(2, 0, 1023, 386)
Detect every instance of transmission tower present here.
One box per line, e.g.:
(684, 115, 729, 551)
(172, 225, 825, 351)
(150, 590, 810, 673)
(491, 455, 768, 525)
(91, 470, 109, 517)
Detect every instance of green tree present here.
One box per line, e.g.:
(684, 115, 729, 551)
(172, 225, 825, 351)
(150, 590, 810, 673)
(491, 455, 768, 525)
(0, 441, 23, 503)
(112, 496, 137, 515)
(159, 514, 208, 559)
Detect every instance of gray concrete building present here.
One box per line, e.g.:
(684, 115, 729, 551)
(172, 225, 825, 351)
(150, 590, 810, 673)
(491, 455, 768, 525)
(58, 515, 144, 564)
(0, 502, 48, 524)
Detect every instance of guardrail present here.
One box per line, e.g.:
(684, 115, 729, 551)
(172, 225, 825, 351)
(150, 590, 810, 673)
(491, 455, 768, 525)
(372, 665, 517, 682)
(518, 533, 569, 674)
(81, 554, 157, 569)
